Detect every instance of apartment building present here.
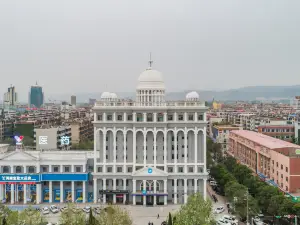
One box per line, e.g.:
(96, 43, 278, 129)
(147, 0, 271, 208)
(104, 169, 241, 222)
(211, 125, 241, 152)
(34, 125, 72, 150)
(228, 130, 300, 194)
(258, 125, 294, 141)
(69, 118, 93, 144)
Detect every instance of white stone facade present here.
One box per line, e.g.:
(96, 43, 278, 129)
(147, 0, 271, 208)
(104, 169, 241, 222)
(92, 64, 208, 205)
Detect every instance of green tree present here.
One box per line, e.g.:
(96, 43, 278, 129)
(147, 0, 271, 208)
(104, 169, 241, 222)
(267, 195, 286, 216)
(59, 203, 86, 225)
(167, 212, 173, 225)
(173, 193, 215, 225)
(256, 185, 279, 212)
(95, 205, 132, 225)
(18, 206, 46, 225)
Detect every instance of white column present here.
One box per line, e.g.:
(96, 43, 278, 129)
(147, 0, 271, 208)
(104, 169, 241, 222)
(143, 180, 146, 205)
(203, 128, 207, 171)
(143, 132, 147, 167)
(123, 112, 127, 122)
(133, 128, 136, 172)
(94, 113, 96, 121)
(164, 129, 167, 172)
(60, 181, 64, 203)
(0, 185, 3, 201)
(143, 113, 147, 122)
(103, 112, 106, 122)
(164, 179, 167, 205)
(174, 112, 177, 122)
(11, 184, 14, 204)
(103, 178, 106, 204)
(194, 179, 197, 193)
(113, 112, 116, 122)
(94, 127, 97, 172)
(49, 182, 53, 203)
(113, 178, 116, 204)
(82, 181, 86, 203)
(203, 179, 207, 200)
(71, 181, 75, 202)
(36, 184, 41, 204)
(154, 130, 157, 166)
(132, 180, 136, 205)
(184, 179, 187, 204)
(113, 129, 117, 173)
(133, 112, 136, 122)
(123, 179, 126, 204)
(174, 129, 178, 173)
(164, 112, 167, 122)
(123, 131, 126, 173)
(174, 179, 177, 204)
(194, 130, 198, 172)
(184, 112, 187, 121)
(184, 129, 188, 173)
(194, 112, 197, 122)
(23, 184, 27, 204)
(103, 130, 107, 171)
(153, 180, 157, 205)
(93, 178, 97, 203)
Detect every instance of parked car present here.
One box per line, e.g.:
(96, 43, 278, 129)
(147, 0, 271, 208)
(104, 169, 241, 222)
(41, 207, 50, 215)
(50, 205, 59, 213)
(94, 207, 101, 214)
(82, 206, 91, 213)
(60, 207, 67, 212)
(222, 215, 238, 225)
(217, 218, 231, 225)
(214, 206, 225, 214)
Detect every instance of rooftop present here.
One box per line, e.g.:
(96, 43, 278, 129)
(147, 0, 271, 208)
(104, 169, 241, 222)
(230, 130, 300, 149)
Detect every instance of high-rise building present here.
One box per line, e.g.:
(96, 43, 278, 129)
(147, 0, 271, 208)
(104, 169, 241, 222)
(3, 86, 17, 106)
(29, 82, 44, 108)
(71, 95, 76, 105)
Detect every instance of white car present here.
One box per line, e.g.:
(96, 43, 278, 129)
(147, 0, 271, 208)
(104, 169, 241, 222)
(214, 206, 225, 214)
(50, 205, 59, 213)
(82, 206, 91, 213)
(60, 206, 67, 212)
(222, 215, 238, 225)
(217, 218, 230, 225)
(41, 207, 50, 215)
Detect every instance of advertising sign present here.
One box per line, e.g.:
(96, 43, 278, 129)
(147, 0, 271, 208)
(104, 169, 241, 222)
(65, 189, 72, 202)
(0, 174, 40, 182)
(296, 149, 300, 155)
(43, 188, 49, 202)
(17, 184, 23, 191)
(54, 189, 60, 202)
(41, 173, 88, 181)
(39, 136, 48, 145)
(14, 135, 24, 145)
(61, 136, 70, 145)
(88, 192, 93, 202)
(76, 189, 83, 203)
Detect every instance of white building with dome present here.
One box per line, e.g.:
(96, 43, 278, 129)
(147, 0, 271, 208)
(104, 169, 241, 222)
(92, 61, 208, 206)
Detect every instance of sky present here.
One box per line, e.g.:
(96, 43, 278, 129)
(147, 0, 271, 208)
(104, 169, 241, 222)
(0, 0, 300, 101)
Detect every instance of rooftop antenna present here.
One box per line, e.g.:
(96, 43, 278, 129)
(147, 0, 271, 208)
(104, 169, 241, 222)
(149, 52, 153, 68)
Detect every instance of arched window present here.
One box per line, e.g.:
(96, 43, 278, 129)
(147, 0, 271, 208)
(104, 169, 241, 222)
(3, 166, 9, 173)
(16, 166, 22, 173)
(28, 166, 35, 173)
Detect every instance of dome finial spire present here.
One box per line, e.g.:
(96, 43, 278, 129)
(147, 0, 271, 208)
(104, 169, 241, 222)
(148, 52, 153, 68)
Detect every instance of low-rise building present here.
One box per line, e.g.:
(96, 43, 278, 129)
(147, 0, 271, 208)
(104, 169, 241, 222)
(258, 125, 294, 141)
(34, 125, 72, 150)
(69, 118, 93, 144)
(212, 125, 241, 152)
(228, 130, 300, 194)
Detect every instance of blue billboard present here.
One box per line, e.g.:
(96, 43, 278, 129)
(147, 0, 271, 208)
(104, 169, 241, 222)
(41, 173, 89, 181)
(0, 174, 40, 182)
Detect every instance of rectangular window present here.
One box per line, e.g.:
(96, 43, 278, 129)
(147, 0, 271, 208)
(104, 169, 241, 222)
(97, 167, 102, 173)
(286, 177, 288, 182)
(168, 115, 173, 121)
(107, 167, 113, 173)
(117, 167, 122, 172)
(127, 167, 132, 173)
(127, 115, 133, 121)
(64, 167, 70, 173)
(198, 114, 203, 120)
(76, 167, 81, 173)
(42, 167, 48, 172)
(97, 115, 102, 121)
(178, 167, 184, 173)
(117, 115, 123, 121)
(188, 115, 194, 121)
(53, 167, 59, 173)
(286, 167, 288, 172)
(178, 115, 184, 121)
(188, 167, 193, 173)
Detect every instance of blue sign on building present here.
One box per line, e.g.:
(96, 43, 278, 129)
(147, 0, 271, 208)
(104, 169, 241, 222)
(41, 173, 89, 181)
(0, 174, 40, 182)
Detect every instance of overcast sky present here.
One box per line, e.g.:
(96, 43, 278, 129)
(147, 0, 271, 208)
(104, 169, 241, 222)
(0, 0, 300, 101)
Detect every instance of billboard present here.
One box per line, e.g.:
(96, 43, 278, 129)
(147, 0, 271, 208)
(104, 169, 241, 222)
(35, 128, 59, 150)
(40, 173, 89, 181)
(0, 174, 40, 182)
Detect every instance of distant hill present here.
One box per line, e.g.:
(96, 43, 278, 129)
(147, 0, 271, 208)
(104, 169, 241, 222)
(47, 85, 300, 103)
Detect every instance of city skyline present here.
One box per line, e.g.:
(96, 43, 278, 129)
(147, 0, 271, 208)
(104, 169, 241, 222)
(0, 0, 300, 98)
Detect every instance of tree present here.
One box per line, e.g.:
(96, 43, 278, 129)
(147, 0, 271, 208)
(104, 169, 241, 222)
(95, 205, 132, 225)
(267, 195, 286, 216)
(88, 208, 96, 225)
(59, 203, 86, 225)
(167, 212, 173, 225)
(173, 193, 215, 225)
(18, 206, 46, 225)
